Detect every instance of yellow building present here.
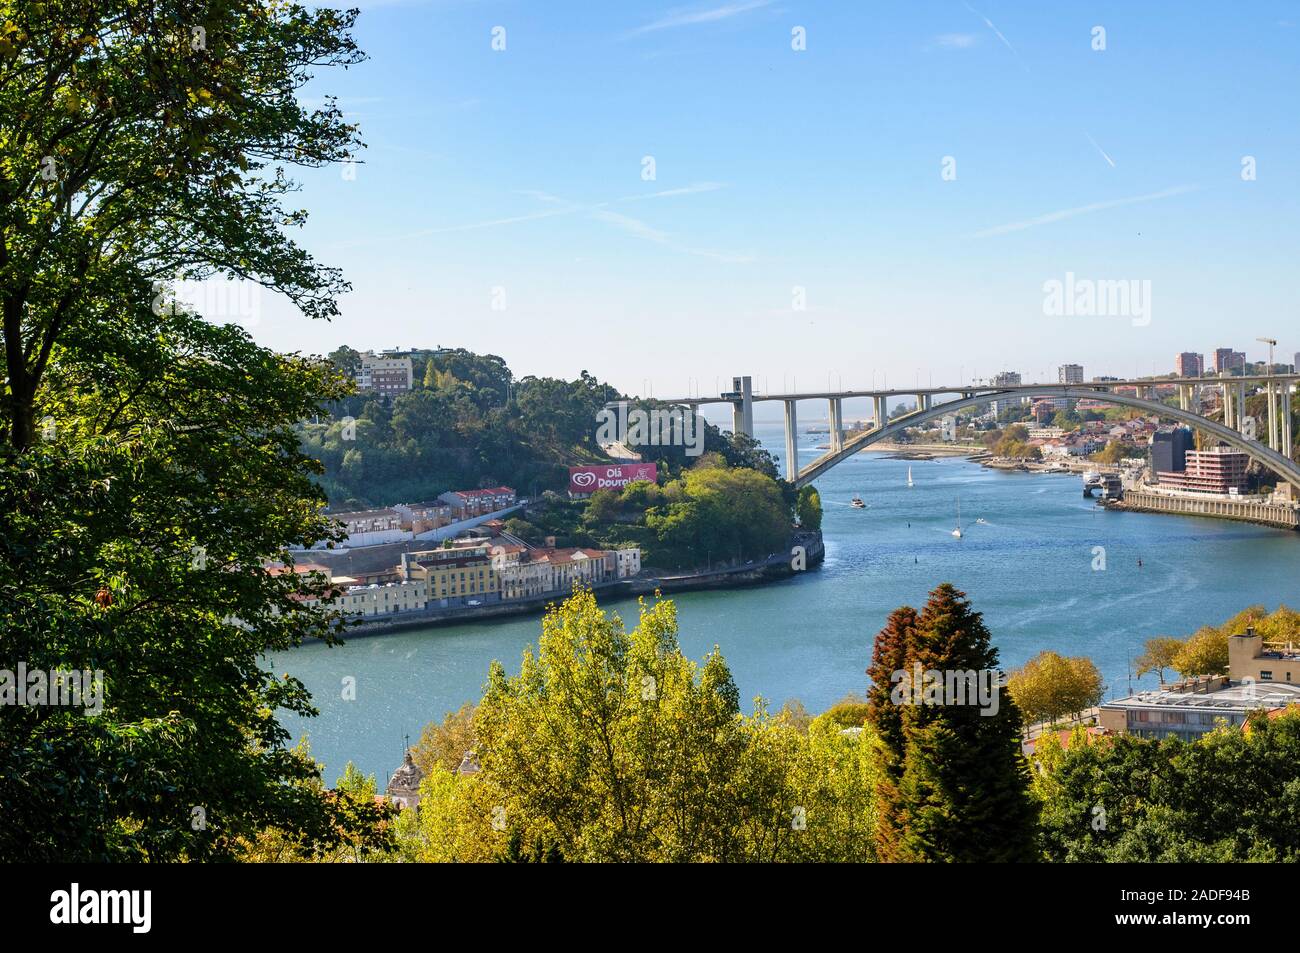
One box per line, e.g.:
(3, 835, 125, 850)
(400, 546, 500, 606)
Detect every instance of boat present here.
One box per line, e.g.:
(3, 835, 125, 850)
(907, 466, 914, 488)
(975, 517, 987, 524)
(850, 495, 866, 509)
(951, 496, 963, 538)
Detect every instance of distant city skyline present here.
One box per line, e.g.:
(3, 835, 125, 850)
(240, 1, 1298, 401)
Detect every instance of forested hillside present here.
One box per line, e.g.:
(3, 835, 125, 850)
(303, 347, 774, 509)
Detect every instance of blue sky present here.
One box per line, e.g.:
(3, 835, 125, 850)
(252, 1, 1300, 406)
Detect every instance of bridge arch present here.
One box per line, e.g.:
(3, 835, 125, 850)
(795, 385, 1300, 492)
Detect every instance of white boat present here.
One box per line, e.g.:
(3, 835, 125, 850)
(952, 496, 963, 538)
(850, 495, 866, 509)
(907, 466, 914, 488)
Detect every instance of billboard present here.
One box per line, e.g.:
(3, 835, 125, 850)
(568, 463, 658, 495)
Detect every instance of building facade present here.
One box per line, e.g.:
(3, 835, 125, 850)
(1174, 352, 1204, 377)
(1156, 446, 1249, 494)
(355, 351, 414, 395)
(437, 486, 517, 519)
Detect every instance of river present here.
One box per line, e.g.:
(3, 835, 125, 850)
(273, 423, 1300, 782)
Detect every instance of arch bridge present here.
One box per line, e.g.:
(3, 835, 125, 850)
(657, 374, 1300, 492)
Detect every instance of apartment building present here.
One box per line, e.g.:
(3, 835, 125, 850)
(1174, 352, 1204, 377)
(1156, 446, 1249, 495)
(400, 545, 500, 606)
(437, 486, 517, 519)
(392, 500, 453, 533)
(355, 351, 414, 395)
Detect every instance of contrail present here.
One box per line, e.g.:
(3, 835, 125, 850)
(971, 185, 1199, 238)
(964, 1, 1030, 72)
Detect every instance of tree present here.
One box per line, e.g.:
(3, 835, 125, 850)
(0, 1, 370, 860)
(1007, 651, 1104, 726)
(796, 485, 822, 531)
(1, 0, 362, 450)
(412, 703, 477, 775)
(1172, 626, 1230, 678)
(890, 584, 1039, 862)
(865, 606, 916, 861)
(1135, 636, 1184, 685)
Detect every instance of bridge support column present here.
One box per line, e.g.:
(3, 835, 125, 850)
(1178, 385, 1190, 412)
(828, 398, 843, 453)
(1267, 380, 1279, 452)
(1238, 381, 1248, 436)
(783, 399, 798, 482)
(918, 393, 931, 412)
(729, 375, 754, 439)
(1284, 384, 1294, 460)
(873, 395, 886, 430)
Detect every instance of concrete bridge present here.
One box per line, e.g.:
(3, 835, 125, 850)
(657, 374, 1300, 492)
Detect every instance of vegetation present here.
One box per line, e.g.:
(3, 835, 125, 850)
(1007, 651, 1105, 726)
(407, 588, 878, 862)
(503, 458, 800, 571)
(0, 0, 388, 860)
(981, 424, 1042, 461)
(308, 348, 778, 509)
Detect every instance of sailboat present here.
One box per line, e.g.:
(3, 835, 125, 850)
(951, 496, 963, 538)
(907, 466, 914, 488)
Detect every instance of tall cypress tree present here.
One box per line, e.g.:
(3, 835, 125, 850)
(894, 583, 1039, 861)
(866, 606, 916, 861)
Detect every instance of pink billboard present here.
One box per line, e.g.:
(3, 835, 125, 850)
(568, 463, 658, 494)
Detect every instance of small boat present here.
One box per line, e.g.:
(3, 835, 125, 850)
(850, 495, 866, 509)
(951, 496, 963, 538)
(975, 517, 987, 525)
(907, 466, 914, 488)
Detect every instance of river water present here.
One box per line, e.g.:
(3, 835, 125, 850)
(273, 424, 1300, 782)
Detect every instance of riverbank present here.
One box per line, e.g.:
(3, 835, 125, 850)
(339, 531, 826, 637)
(1108, 489, 1300, 531)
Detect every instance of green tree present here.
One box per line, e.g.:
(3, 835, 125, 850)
(796, 485, 823, 531)
(0, 0, 370, 860)
(865, 606, 916, 861)
(1008, 651, 1104, 726)
(1172, 626, 1229, 678)
(891, 584, 1039, 862)
(1135, 636, 1184, 685)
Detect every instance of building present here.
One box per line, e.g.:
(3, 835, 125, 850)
(386, 750, 424, 811)
(1156, 446, 1249, 495)
(392, 500, 453, 533)
(400, 545, 501, 606)
(1098, 678, 1300, 741)
(1213, 348, 1246, 375)
(1149, 426, 1194, 475)
(355, 351, 414, 395)
(1229, 627, 1300, 685)
(1174, 352, 1204, 378)
(616, 548, 642, 577)
(1099, 624, 1300, 740)
(1058, 364, 1084, 384)
(327, 507, 409, 547)
(991, 371, 1024, 417)
(332, 578, 429, 616)
(490, 545, 625, 601)
(437, 486, 517, 520)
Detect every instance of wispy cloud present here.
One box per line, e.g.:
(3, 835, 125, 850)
(970, 185, 1199, 238)
(331, 182, 751, 262)
(934, 33, 979, 49)
(626, 0, 774, 37)
(1085, 132, 1116, 168)
(963, 2, 1029, 72)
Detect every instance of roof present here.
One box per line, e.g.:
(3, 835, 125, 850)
(1102, 681, 1300, 713)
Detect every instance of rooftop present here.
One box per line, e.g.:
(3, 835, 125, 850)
(1103, 680, 1300, 712)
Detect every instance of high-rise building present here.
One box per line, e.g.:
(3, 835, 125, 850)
(1174, 352, 1204, 378)
(1058, 364, 1084, 384)
(1213, 348, 1246, 375)
(1150, 426, 1194, 475)
(991, 371, 1023, 417)
(1294, 351, 1299, 373)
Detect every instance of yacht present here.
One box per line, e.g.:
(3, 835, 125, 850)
(850, 495, 866, 509)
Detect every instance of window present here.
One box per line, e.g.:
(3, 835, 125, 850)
(1260, 670, 1273, 680)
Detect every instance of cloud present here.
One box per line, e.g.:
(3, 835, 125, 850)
(626, 0, 774, 37)
(934, 33, 979, 49)
(1084, 132, 1116, 168)
(591, 209, 754, 263)
(970, 185, 1199, 238)
(963, 2, 1029, 72)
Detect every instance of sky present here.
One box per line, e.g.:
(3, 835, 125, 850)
(244, 0, 1300, 410)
